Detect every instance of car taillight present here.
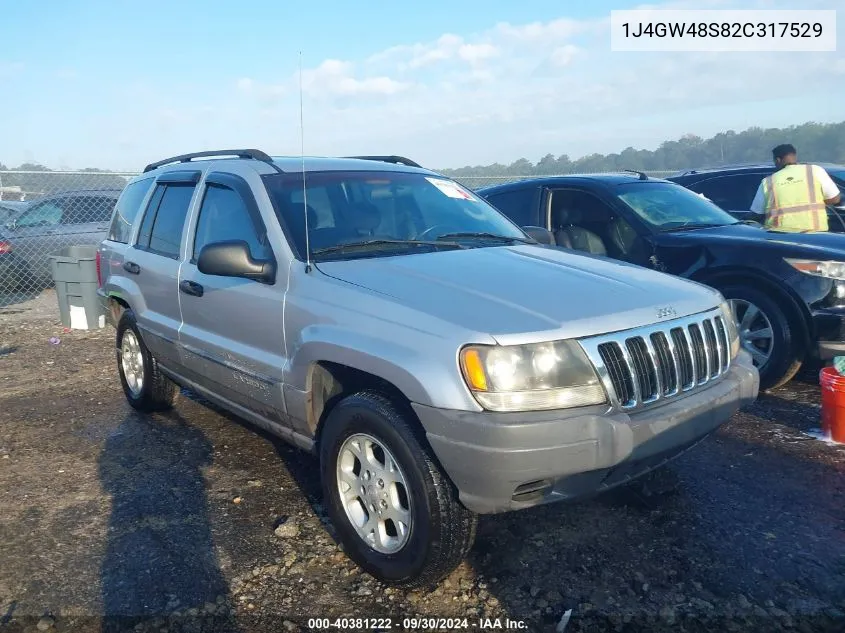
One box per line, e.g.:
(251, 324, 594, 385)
(96, 250, 103, 287)
(0, 240, 12, 254)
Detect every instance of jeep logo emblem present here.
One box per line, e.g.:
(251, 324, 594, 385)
(656, 306, 677, 319)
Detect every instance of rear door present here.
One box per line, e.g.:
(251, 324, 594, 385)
(177, 171, 287, 424)
(126, 171, 199, 368)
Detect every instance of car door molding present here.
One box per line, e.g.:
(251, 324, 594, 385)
(180, 341, 277, 388)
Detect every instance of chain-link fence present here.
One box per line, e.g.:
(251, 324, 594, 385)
(0, 170, 135, 304)
(0, 168, 675, 306)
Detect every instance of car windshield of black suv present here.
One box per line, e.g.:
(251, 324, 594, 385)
(616, 181, 740, 232)
(263, 170, 530, 260)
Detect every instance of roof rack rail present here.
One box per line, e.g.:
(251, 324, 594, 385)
(622, 169, 648, 180)
(143, 149, 283, 173)
(345, 155, 423, 168)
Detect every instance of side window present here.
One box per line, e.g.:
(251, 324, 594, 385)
(484, 188, 538, 227)
(136, 183, 195, 259)
(550, 189, 610, 228)
(109, 178, 154, 243)
(193, 183, 271, 261)
(17, 200, 65, 227)
(65, 196, 116, 224)
(690, 174, 766, 210)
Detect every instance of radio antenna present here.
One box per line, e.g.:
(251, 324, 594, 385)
(299, 51, 312, 273)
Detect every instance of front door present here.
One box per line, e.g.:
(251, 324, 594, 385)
(177, 172, 287, 425)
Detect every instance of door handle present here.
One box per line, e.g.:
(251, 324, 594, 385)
(123, 261, 140, 274)
(179, 280, 204, 297)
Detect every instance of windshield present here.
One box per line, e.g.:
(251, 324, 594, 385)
(616, 181, 739, 231)
(828, 168, 845, 189)
(262, 171, 528, 260)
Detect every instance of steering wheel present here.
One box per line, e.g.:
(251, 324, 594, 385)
(416, 224, 459, 241)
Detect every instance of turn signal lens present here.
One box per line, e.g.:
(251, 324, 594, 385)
(460, 348, 488, 391)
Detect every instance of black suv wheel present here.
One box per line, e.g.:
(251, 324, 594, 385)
(720, 284, 803, 390)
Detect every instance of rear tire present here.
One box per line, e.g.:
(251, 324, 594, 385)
(319, 391, 477, 587)
(116, 309, 178, 412)
(719, 284, 803, 391)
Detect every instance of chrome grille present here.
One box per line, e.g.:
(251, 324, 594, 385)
(581, 308, 732, 411)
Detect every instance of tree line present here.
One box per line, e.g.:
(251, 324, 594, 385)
(0, 164, 129, 200)
(437, 120, 845, 177)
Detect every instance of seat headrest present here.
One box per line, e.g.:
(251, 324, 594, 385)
(557, 207, 583, 225)
(348, 201, 382, 232)
(289, 202, 318, 228)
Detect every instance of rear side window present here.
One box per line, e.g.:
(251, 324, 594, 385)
(688, 174, 766, 210)
(136, 183, 196, 259)
(109, 178, 154, 243)
(484, 187, 539, 227)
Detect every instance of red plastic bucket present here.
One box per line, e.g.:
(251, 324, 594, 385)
(819, 366, 845, 443)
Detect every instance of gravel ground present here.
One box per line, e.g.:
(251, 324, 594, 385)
(1, 290, 844, 633)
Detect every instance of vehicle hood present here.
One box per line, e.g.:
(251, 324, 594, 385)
(662, 223, 845, 257)
(316, 245, 722, 344)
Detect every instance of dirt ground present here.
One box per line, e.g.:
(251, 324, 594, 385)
(1, 291, 844, 633)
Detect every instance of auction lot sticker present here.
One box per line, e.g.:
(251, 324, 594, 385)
(426, 177, 477, 201)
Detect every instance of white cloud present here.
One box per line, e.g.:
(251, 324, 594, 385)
(458, 43, 499, 65)
(236, 77, 254, 92)
(301, 59, 411, 97)
(549, 45, 581, 68)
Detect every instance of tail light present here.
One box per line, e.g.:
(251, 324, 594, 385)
(95, 250, 103, 287)
(0, 240, 12, 254)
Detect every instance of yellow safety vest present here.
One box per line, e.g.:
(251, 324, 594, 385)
(762, 164, 828, 232)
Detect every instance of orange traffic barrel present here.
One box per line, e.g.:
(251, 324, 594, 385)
(819, 366, 845, 443)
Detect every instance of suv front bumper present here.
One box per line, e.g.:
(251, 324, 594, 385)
(413, 351, 758, 514)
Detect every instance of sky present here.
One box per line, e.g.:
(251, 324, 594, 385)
(0, 0, 843, 172)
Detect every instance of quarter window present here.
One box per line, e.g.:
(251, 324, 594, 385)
(109, 178, 154, 243)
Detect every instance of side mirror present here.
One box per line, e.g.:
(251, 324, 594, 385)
(197, 240, 276, 284)
(521, 225, 555, 245)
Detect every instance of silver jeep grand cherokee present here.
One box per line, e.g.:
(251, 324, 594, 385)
(97, 150, 759, 586)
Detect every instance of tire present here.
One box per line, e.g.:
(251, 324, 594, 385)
(719, 284, 804, 391)
(319, 391, 477, 587)
(116, 309, 179, 412)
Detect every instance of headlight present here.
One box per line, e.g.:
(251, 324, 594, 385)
(719, 300, 740, 360)
(459, 340, 606, 412)
(785, 258, 845, 279)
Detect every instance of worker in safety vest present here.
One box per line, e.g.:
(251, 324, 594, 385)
(750, 144, 841, 232)
(751, 143, 841, 233)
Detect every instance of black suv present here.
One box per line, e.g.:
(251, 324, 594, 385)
(668, 163, 845, 230)
(477, 173, 845, 390)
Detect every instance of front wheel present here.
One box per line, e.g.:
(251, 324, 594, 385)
(319, 391, 477, 587)
(720, 285, 803, 391)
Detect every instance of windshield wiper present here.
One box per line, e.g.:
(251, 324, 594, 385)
(311, 239, 465, 257)
(435, 231, 533, 243)
(659, 223, 725, 233)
